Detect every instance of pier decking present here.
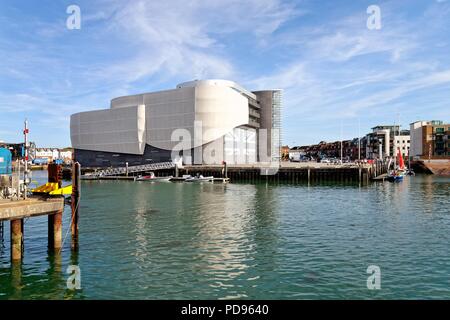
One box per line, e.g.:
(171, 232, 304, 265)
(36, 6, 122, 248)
(0, 163, 79, 262)
(165, 163, 385, 184)
(0, 196, 64, 221)
(0, 196, 65, 261)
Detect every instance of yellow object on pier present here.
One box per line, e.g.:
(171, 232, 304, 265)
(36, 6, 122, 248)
(49, 185, 72, 195)
(31, 182, 72, 195)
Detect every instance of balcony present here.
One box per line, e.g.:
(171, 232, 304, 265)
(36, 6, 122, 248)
(249, 108, 260, 118)
(248, 118, 260, 128)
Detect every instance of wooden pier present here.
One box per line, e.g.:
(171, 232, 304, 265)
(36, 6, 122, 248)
(152, 163, 386, 184)
(0, 196, 64, 261)
(0, 163, 80, 262)
(81, 162, 388, 184)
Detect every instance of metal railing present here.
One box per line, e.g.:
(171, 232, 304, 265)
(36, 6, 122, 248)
(89, 161, 175, 177)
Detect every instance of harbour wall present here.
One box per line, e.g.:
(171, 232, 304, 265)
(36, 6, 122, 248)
(153, 163, 386, 184)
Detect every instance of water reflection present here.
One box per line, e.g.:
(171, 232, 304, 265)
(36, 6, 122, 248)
(9, 262, 22, 299)
(195, 184, 257, 297)
(1, 174, 449, 299)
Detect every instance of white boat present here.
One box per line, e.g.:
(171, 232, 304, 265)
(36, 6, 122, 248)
(80, 174, 98, 180)
(169, 174, 192, 182)
(185, 175, 214, 182)
(136, 172, 172, 181)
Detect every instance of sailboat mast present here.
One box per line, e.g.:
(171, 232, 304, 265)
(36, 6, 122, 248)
(340, 121, 343, 163)
(358, 118, 361, 161)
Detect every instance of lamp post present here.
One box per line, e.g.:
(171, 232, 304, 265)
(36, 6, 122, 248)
(379, 138, 383, 160)
(23, 119, 29, 199)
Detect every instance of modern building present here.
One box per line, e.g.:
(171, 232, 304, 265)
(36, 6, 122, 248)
(393, 133, 411, 158)
(410, 120, 450, 159)
(289, 139, 361, 161)
(364, 125, 410, 159)
(70, 80, 282, 167)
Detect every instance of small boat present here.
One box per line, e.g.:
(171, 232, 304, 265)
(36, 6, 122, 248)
(169, 174, 192, 182)
(387, 173, 404, 182)
(387, 148, 406, 182)
(136, 172, 172, 181)
(185, 174, 214, 182)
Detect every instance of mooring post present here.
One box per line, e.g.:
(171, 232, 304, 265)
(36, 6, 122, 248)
(71, 162, 80, 250)
(48, 210, 62, 250)
(47, 164, 63, 251)
(0, 221, 3, 243)
(10, 219, 23, 262)
(125, 162, 129, 177)
(222, 161, 228, 179)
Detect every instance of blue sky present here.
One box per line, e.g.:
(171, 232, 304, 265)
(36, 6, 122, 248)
(0, 0, 449, 147)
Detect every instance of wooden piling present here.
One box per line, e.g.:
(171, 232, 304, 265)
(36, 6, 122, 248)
(48, 210, 62, 250)
(10, 219, 23, 261)
(71, 162, 81, 249)
(224, 162, 228, 179)
(47, 163, 64, 251)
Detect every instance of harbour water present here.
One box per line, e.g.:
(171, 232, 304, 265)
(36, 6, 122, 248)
(0, 171, 449, 299)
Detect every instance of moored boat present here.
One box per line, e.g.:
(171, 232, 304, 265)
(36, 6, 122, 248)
(169, 174, 192, 182)
(387, 172, 404, 182)
(387, 148, 407, 182)
(136, 172, 172, 181)
(185, 174, 214, 182)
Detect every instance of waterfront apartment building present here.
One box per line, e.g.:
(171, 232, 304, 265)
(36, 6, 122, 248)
(365, 125, 410, 159)
(289, 139, 360, 161)
(70, 80, 282, 167)
(410, 120, 450, 159)
(393, 134, 411, 158)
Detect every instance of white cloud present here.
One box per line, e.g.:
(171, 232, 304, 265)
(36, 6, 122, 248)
(86, 0, 299, 85)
